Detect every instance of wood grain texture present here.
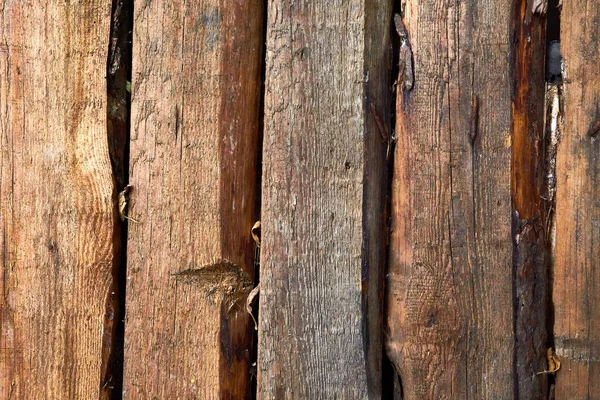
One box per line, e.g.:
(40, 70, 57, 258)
(553, 0, 600, 397)
(123, 0, 263, 398)
(257, 0, 391, 398)
(0, 1, 116, 398)
(511, 0, 549, 397)
(385, 1, 515, 398)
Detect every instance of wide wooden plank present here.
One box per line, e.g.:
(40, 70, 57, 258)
(123, 0, 263, 398)
(385, 1, 514, 398)
(257, 0, 391, 398)
(553, 1, 600, 397)
(0, 1, 116, 398)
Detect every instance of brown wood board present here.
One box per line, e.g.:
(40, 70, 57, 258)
(123, 1, 263, 398)
(0, 1, 117, 398)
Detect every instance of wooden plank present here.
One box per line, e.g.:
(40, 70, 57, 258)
(123, 0, 263, 398)
(0, 1, 116, 398)
(385, 1, 515, 398)
(511, 1, 549, 398)
(553, 0, 600, 397)
(257, 0, 391, 398)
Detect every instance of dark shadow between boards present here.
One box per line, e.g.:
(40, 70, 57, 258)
(105, 0, 134, 397)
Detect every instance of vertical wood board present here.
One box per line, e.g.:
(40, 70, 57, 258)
(553, 1, 600, 397)
(123, 0, 263, 398)
(511, 1, 549, 397)
(385, 1, 515, 398)
(0, 1, 116, 398)
(257, 0, 391, 398)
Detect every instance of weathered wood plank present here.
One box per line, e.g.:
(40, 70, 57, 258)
(511, 1, 549, 397)
(385, 1, 514, 398)
(0, 1, 116, 398)
(553, 0, 600, 397)
(123, 0, 263, 398)
(257, 0, 391, 398)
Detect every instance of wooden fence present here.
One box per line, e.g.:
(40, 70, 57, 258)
(0, 0, 598, 399)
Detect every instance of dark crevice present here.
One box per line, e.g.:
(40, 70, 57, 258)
(361, 0, 395, 395)
(546, 0, 560, 42)
(249, 2, 268, 399)
(104, 0, 133, 398)
(544, 0, 562, 395)
(382, 352, 404, 399)
(543, 83, 561, 398)
(546, 3, 561, 85)
(381, 0, 403, 398)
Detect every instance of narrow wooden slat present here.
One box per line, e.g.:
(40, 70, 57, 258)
(257, 0, 391, 397)
(385, 1, 514, 398)
(123, 1, 263, 398)
(511, 1, 549, 397)
(0, 1, 116, 398)
(554, 1, 600, 397)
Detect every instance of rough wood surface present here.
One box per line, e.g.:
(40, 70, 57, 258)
(511, 0, 549, 397)
(123, 0, 263, 398)
(385, 1, 515, 398)
(257, 0, 391, 398)
(553, 0, 600, 397)
(0, 1, 116, 398)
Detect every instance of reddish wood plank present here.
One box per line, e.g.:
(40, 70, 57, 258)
(553, 0, 600, 397)
(123, 0, 263, 397)
(511, 0, 549, 397)
(0, 1, 116, 398)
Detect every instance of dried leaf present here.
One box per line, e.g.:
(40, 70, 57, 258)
(118, 190, 127, 221)
(246, 284, 260, 330)
(547, 348, 561, 373)
(118, 184, 138, 223)
(537, 348, 561, 375)
(251, 220, 261, 247)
